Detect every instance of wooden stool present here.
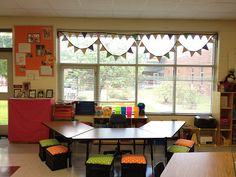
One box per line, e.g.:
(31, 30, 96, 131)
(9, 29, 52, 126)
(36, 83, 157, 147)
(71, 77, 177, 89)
(121, 154, 147, 177)
(39, 138, 60, 161)
(45, 145, 70, 171)
(86, 154, 114, 177)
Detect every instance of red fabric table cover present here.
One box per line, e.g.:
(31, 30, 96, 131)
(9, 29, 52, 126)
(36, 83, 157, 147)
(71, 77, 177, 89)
(8, 98, 54, 142)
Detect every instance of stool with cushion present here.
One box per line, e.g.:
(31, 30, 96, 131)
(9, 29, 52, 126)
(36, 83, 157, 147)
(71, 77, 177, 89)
(166, 145, 190, 162)
(174, 138, 195, 152)
(39, 138, 60, 161)
(45, 145, 70, 171)
(86, 154, 114, 177)
(121, 154, 147, 177)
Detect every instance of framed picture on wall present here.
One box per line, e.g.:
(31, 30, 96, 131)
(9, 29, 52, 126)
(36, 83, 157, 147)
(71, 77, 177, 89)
(14, 89, 22, 98)
(36, 44, 45, 56)
(28, 33, 40, 43)
(46, 89, 53, 98)
(29, 89, 36, 98)
(37, 89, 45, 98)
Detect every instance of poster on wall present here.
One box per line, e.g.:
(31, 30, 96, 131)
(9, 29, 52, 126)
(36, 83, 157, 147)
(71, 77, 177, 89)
(14, 26, 54, 76)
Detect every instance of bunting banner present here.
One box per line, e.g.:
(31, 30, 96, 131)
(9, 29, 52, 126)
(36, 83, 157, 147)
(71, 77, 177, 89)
(58, 32, 216, 61)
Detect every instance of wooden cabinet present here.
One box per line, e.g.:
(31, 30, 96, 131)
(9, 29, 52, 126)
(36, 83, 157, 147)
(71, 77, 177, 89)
(8, 98, 54, 143)
(194, 127, 217, 146)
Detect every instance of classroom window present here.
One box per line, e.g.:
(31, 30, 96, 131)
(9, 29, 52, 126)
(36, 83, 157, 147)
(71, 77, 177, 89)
(0, 31, 12, 48)
(0, 30, 12, 125)
(58, 31, 217, 114)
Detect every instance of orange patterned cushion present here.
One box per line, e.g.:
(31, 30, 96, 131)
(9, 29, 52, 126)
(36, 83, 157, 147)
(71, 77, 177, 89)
(47, 145, 68, 155)
(121, 154, 146, 164)
(174, 139, 194, 148)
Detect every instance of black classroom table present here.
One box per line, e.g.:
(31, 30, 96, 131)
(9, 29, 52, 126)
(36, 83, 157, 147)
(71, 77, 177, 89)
(72, 121, 185, 166)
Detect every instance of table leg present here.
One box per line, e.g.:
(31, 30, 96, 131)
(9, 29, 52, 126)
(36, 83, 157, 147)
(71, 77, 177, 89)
(150, 139, 154, 168)
(86, 141, 89, 161)
(133, 139, 136, 154)
(143, 140, 146, 154)
(98, 140, 101, 154)
(49, 129, 53, 138)
(164, 137, 167, 158)
(68, 140, 72, 167)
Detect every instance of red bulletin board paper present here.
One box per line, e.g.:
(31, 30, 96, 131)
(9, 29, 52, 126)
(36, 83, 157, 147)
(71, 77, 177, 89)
(8, 98, 54, 143)
(14, 26, 54, 76)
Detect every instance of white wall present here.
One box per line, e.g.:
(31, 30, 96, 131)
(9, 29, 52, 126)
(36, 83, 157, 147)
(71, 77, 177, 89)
(1, 17, 236, 126)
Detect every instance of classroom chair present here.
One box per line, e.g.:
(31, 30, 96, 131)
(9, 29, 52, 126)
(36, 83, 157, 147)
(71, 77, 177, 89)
(101, 114, 134, 156)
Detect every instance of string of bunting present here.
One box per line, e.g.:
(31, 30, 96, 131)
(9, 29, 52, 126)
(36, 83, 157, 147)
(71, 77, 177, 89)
(58, 31, 216, 61)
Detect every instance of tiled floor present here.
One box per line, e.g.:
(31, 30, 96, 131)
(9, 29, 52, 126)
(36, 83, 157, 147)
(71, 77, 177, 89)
(0, 137, 236, 177)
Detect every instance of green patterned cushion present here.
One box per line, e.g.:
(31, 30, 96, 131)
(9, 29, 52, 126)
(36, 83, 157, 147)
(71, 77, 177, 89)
(39, 139, 60, 147)
(167, 145, 190, 153)
(86, 155, 114, 165)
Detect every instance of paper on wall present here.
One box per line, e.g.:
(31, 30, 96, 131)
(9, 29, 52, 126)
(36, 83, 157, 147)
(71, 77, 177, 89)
(18, 43, 31, 53)
(16, 53, 26, 65)
(26, 70, 39, 80)
(40, 65, 52, 76)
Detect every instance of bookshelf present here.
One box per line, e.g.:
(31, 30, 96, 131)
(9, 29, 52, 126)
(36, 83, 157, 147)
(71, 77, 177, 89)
(213, 92, 235, 145)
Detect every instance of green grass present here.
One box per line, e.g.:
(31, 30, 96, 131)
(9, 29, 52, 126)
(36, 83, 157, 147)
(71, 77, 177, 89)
(0, 101, 8, 125)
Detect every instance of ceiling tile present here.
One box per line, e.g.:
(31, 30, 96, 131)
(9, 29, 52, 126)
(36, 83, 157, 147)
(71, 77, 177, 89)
(0, 0, 236, 20)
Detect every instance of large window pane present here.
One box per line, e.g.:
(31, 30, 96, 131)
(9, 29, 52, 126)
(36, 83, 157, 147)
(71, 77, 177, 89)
(63, 68, 95, 101)
(176, 67, 213, 113)
(138, 66, 174, 113)
(99, 66, 135, 102)
(0, 59, 8, 92)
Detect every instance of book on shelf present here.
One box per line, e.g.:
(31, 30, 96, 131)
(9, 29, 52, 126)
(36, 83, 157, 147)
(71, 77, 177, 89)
(221, 96, 228, 107)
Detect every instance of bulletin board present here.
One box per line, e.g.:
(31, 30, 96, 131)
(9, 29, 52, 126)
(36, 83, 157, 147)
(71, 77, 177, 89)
(14, 26, 54, 76)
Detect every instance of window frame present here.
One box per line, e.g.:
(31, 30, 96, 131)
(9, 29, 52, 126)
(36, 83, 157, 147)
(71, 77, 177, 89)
(58, 31, 217, 115)
(0, 29, 13, 126)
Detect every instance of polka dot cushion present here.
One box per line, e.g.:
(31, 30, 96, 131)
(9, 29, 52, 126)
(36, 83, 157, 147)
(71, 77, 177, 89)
(86, 155, 114, 166)
(174, 139, 194, 148)
(39, 139, 60, 147)
(121, 154, 147, 164)
(47, 145, 68, 155)
(167, 145, 190, 153)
